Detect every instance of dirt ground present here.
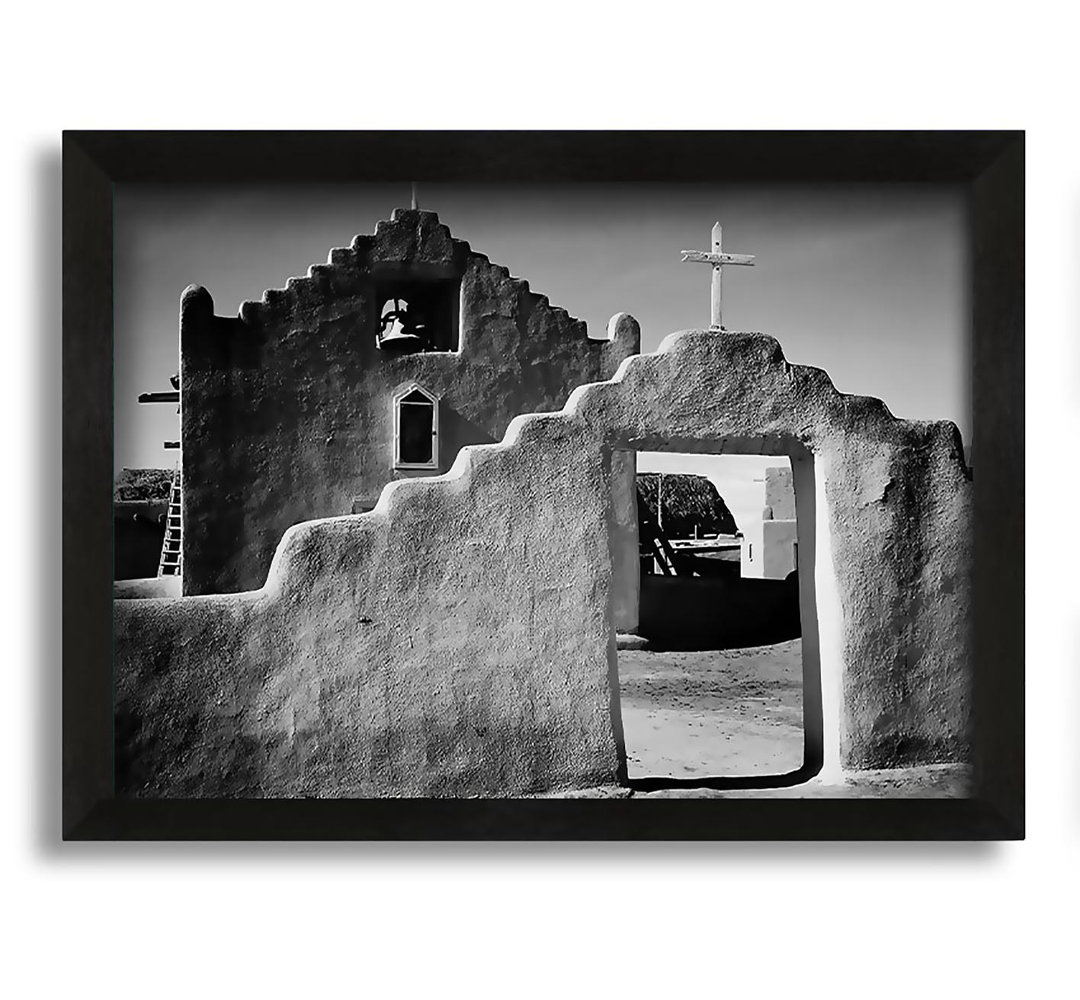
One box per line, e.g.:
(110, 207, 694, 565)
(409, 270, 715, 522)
(618, 639, 804, 779)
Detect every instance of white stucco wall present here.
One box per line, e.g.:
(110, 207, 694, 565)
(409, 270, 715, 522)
(609, 449, 640, 633)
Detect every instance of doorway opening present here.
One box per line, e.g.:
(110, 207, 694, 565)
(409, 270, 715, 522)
(612, 447, 823, 789)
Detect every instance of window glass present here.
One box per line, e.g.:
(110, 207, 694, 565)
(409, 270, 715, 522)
(399, 400, 434, 464)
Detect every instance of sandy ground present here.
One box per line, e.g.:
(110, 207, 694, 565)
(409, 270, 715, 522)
(618, 639, 804, 779)
(600, 638, 970, 798)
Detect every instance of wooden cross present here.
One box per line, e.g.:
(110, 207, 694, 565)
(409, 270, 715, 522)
(680, 223, 755, 330)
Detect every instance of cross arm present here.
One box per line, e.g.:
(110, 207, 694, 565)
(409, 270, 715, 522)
(680, 250, 755, 266)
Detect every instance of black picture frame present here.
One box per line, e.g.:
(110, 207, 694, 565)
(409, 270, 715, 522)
(63, 130, 1023, 840)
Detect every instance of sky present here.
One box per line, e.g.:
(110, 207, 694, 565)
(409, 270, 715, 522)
(114, 182, 970, 531)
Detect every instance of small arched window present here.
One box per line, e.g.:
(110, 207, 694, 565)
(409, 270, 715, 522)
(393, 383, 439, 469)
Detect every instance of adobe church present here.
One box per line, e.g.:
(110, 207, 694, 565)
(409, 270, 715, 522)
(174, 208, 639, 596)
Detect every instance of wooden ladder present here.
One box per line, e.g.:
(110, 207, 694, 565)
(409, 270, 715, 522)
(157, 468, 182, 578)
(636, 486, 679, 576)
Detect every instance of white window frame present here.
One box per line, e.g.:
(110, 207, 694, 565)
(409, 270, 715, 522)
(392, 382, 440, 470)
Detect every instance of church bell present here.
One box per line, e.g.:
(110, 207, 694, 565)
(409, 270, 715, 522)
(377, 296, 429, 353)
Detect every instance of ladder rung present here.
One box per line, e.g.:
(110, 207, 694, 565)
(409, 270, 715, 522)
(157, 468, 183, 578)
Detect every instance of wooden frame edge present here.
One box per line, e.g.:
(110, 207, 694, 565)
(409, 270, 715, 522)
(61, 131, 1024, 841)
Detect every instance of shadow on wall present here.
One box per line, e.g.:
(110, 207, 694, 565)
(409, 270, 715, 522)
(437, 405, 498, 461)
(638, 573, 801, 651)
(113, 502, 166, 580)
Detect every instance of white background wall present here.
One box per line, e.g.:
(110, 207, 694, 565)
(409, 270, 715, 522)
(4, 4, 1076, 998)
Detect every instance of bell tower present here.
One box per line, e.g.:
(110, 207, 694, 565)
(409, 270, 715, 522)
(373, 190, 460, 354)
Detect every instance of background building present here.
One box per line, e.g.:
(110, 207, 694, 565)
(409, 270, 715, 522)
(741, 466, 798, 580)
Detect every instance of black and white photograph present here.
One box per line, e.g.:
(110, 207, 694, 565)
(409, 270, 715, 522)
(15, 5, 1077, 997)
(109, 173, 979, 803)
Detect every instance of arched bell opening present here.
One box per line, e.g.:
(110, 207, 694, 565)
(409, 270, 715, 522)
(377, 296, 429, 353)
(373, 276, 461, 353)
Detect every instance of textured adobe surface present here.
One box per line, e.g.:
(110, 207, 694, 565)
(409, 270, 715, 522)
(765, 467, 796, 520)
(113, 576, 181, 599)
(181, 209, 637, 595)
(117, 329, 972, 797)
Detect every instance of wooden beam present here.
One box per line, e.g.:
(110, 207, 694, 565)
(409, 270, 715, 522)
(138, 390, 179, 403)
(679, 250, 756, 266)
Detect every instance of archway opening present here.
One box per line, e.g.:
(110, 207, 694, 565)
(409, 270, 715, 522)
(608, 438, 826, 791)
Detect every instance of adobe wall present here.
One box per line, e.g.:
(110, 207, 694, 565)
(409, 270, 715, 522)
(765, 466, 796, 519)
(761, 520, 799, 579)
(741, 519, 799, 580)
(116, 329, 972, 797)
(638, 574, 801, 650)
(609, 450, 640, 633)
(741, 465, 799, 581)
(181, 209, 638, 596)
